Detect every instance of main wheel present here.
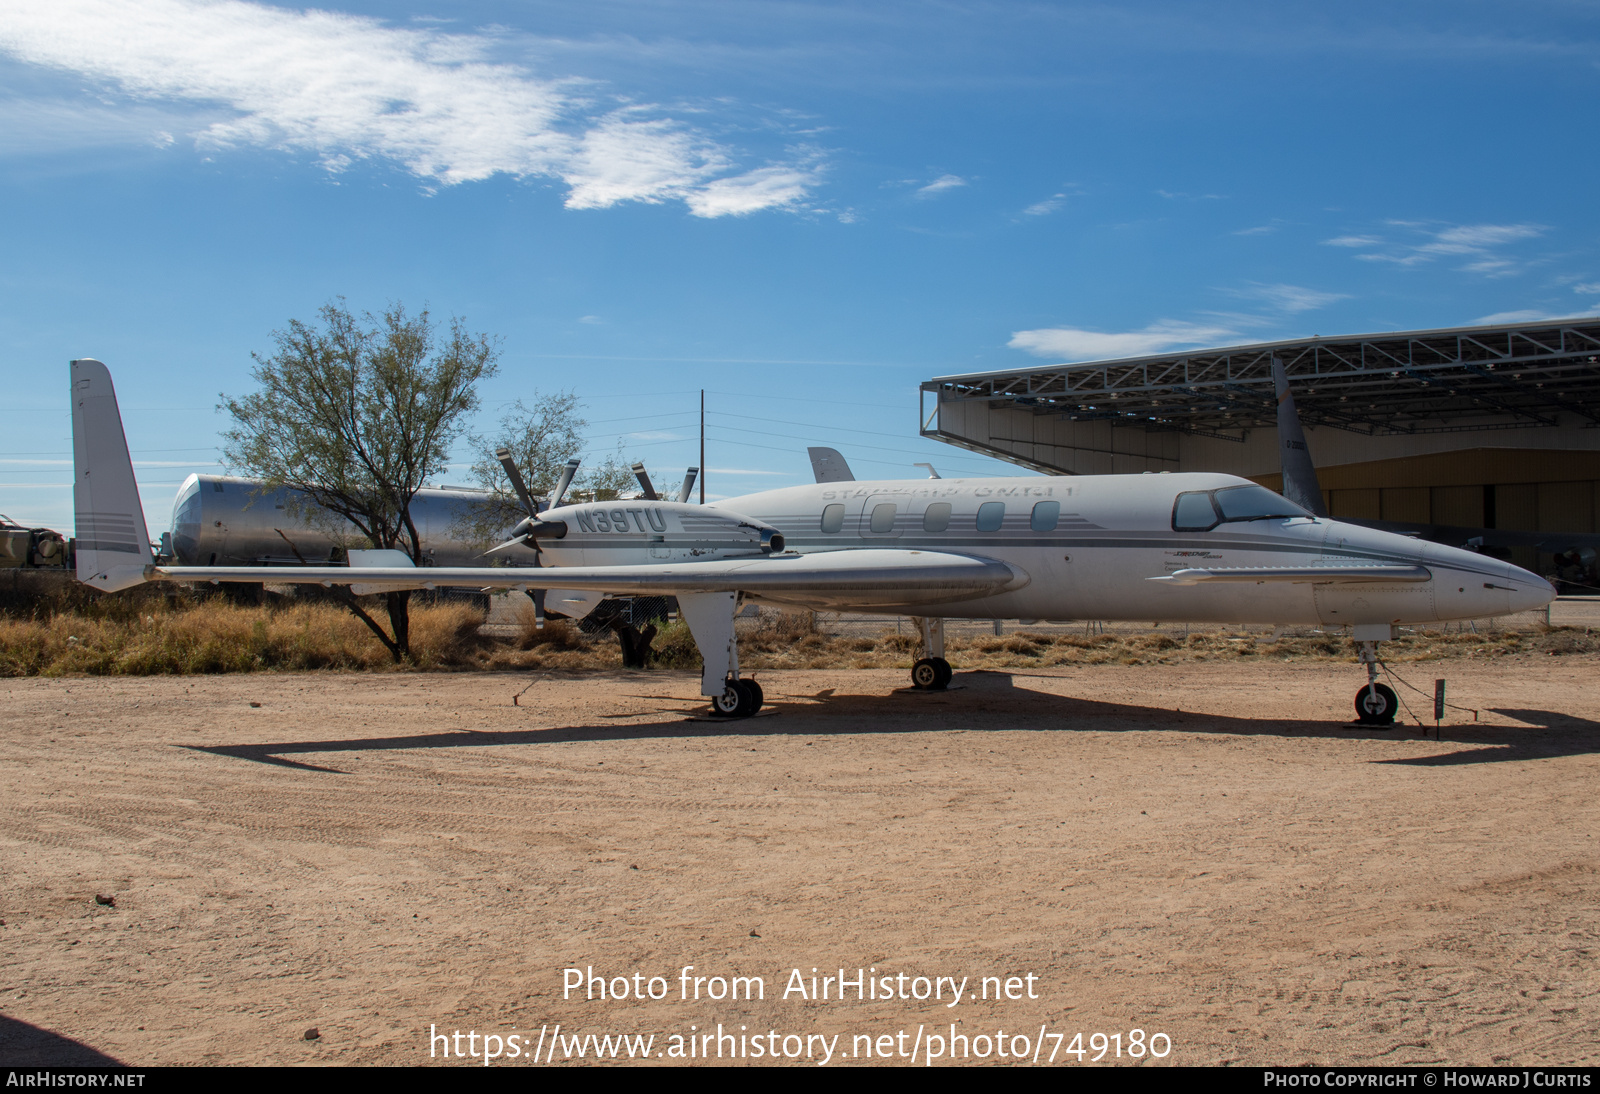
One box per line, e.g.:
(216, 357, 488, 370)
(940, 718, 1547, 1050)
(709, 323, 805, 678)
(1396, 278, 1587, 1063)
(743, 678, 764, 712)
(1353, 682, 1398, 726)
(709, 681, 757, 718)
(912, 658, 951, 691)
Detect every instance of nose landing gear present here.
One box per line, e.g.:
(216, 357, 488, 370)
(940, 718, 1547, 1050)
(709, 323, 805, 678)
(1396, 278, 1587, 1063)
(1353, 634, 1397, 727)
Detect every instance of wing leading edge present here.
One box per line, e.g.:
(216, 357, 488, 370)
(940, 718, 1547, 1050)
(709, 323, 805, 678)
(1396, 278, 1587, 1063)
(149, 548, 1028, 610)
(1152, 565, 1431, 586)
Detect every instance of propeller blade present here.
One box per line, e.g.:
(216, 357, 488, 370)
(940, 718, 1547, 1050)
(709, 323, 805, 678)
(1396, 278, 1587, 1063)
(550, 458, 581, 509)
(631, 461, 659, 500)
(495, 447, 538, 517)
(678, 467, 699, 504)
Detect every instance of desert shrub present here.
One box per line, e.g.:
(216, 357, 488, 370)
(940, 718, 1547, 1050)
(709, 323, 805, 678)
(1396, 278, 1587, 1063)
(517, 615, 588, 652)
(651, 619, 702, 669)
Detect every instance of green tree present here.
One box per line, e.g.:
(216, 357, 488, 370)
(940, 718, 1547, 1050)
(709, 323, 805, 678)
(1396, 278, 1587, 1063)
(458, 392, 586, 547)
(222, 299, 500, 661)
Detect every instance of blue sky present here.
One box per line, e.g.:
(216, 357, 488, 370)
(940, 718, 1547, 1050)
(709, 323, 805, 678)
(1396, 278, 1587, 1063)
(3, 0, 1599, 541)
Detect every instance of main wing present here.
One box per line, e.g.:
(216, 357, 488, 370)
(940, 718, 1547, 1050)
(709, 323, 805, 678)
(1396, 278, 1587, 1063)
(151, 548, 1027, 611)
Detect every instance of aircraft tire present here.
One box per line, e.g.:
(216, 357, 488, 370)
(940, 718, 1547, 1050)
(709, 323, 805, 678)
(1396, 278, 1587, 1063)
(743, 678, 764, 712)
(709, 680, 758, 719)
(931, 658, 953, 689)
(912, 658, 952, 690)
(1353, 682, 1398, 726)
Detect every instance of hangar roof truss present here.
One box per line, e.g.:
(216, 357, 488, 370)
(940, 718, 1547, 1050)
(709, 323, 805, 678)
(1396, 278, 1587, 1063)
(922, 318, 1600, 443)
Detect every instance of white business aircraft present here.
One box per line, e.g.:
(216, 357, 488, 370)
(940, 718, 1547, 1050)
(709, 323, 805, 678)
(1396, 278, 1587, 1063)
(72, 358, 1554, 725)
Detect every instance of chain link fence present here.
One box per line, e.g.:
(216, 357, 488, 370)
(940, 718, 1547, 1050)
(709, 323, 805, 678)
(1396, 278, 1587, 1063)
(481, 591, 1580, 642)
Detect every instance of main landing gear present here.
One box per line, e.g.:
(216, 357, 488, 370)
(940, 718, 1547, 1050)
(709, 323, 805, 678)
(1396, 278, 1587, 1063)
(911, 657, 953, 690)
(1352, 627, 1397, 727)
(709, 677, 764, 719)
(910, 617, 953, 690)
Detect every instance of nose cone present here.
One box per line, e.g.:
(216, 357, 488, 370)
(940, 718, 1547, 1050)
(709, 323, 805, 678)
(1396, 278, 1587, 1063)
(1505, 563, 1557, 614)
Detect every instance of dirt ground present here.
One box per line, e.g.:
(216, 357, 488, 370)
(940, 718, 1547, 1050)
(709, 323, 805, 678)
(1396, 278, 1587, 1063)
(2, 656, 1598, 1067)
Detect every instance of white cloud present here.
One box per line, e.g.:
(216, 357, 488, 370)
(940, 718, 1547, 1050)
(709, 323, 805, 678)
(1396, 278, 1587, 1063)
(915, 174, 967, 198)
(1422, 224, 1544, 253)
(1023, 195, 1065, 216)
(1224, 283, 1348, 313)
(1573, 282, 1600, 295)
(685, 163, 819, 218)
(1470, 309, 1586, 325)
(1009, 320, 1238, 362)
(1326, 222, 1546, 273)
(0, 0, 818, 216)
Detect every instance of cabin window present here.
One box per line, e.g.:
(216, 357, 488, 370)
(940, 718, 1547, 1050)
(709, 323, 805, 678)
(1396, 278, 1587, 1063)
(870, 503, 897, 533)
(820, 503, 845, 533)
(1030, 500, 1060, 532)
(922, 502, 952, 532)
(976, 501, 1005, 532)
(1172, 491, 1221, 531)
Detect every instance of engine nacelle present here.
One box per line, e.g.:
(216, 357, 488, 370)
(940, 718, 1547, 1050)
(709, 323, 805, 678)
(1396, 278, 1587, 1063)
(535, 500, 785, 567)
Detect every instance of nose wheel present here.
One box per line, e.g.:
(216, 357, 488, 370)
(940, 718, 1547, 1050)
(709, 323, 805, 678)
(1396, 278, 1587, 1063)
(1354, 682, 1398, 726)
(709, 678, 763, 718)
(911, 657, 953, 690)
(1352, 636, 1396, 726)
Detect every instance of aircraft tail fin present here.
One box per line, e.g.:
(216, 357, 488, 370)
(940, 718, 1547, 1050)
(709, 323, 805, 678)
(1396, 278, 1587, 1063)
(1272, 357, 1328, 517)
(807, 446, 856, 484)
(70, 358, 153, 591)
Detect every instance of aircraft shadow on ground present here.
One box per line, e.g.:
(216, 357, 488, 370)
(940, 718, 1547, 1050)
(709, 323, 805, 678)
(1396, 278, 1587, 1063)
(181, 672, 1600, 773)
(0, 1013, 124, 1066)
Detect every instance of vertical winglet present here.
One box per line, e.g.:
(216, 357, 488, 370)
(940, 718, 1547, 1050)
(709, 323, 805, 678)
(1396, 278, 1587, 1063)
(1272, 357, 1328, 518)
(70, 358, 153, 591)
(807, 446, 856, 484)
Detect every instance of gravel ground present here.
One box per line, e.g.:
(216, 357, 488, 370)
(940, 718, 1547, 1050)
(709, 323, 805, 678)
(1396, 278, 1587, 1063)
(2, 658, 1597, 1067)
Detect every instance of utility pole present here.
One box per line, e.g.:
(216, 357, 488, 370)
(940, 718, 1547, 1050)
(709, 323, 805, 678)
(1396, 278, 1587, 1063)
(699, 389, 705, 505)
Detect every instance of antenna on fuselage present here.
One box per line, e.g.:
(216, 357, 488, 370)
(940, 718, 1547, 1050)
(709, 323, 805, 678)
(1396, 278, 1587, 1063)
(914, 462, 941, 479)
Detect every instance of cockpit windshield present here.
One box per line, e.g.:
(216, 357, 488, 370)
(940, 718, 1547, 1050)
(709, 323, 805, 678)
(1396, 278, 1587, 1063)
(1214, 485, 1311, 523)
(1172, 484, 1312, 531)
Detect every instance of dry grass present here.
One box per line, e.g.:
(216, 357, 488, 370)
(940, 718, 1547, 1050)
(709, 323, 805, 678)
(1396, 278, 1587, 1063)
(2, 591, 1592, 677)
(0, 598, 491, 676)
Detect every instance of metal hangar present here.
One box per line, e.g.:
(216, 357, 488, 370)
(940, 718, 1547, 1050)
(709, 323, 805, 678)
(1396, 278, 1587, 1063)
(920, 317, 1600, 575)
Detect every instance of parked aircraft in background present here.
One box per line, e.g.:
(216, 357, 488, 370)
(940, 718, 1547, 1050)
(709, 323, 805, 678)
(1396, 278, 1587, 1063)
(73, 358, 1554, 725)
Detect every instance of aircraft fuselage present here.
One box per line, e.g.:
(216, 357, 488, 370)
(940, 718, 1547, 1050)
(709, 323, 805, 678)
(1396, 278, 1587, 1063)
(537, 471, 1554, 625)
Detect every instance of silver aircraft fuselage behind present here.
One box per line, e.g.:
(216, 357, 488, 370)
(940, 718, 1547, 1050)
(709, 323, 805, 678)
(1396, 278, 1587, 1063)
(167, 473, 537, 568)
